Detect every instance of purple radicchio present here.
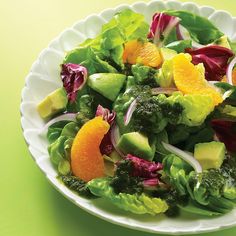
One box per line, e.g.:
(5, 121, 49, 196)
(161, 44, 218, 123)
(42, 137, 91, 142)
(61, 63, 87, 103)
(96, 104, 116, 125)
(186, 45, 234, 81)
(125, 154, 163, 179)
(96, 105, 116, 155)
(148, 12, 180, 47)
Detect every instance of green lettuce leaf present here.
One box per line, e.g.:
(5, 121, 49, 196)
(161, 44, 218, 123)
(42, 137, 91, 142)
(87, 177, 168, 215)
(166, 40, 192, 53)
(164, 10, 224, 44)
(80, 9, 149, 68)
(64, 46, 117, 75)
(167, 92, 215, 126)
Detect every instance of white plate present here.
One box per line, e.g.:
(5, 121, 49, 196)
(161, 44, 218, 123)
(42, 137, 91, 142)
(20, 0, 236, 234)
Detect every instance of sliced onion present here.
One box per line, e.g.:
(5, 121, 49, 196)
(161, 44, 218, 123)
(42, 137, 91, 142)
(110, 124, 125, 158)
(226, 56, 236, 85)
(162, 142, 203, 173)
(40, 113, 77, 135)
(151, 87, 178, 95)
(124, 99, 137, 126)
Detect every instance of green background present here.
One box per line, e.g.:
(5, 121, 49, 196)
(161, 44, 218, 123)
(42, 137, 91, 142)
(1, 0, 236, 235)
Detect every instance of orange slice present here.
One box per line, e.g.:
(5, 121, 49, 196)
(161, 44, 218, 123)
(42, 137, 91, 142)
(123, 40, 162, 68)
(173, 53, 223, 106)
(71, 116, 110, 182)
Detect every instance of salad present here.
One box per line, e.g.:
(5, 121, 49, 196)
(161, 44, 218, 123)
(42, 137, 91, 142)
(37, 9, 236, 217)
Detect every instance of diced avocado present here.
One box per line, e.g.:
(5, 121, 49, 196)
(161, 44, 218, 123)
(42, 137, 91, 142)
(214, 35, 231, 49)
(88, 73, 126, 101)
(160, 47, 177, 61)
(194, 141, 225, 170)
(117, 132, 155, 161)
(37, 88, 68, 119)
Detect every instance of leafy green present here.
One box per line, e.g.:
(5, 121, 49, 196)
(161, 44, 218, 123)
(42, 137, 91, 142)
(167, 92, 215, 126)
(164, 10, 224, 44)
(131, 64, 158, 87)
(156, 59, 174, 88)
(80, 9, 149, 68)
(163, 154, 193, 196)
(87, 177, 168, 215)
(60, 175, 95, 198)
(75, 94, 95, 125)
(47, 121, 80, 174)
(47, 121, 70, 144)
(64, 46, 117, 75)
(166, 40, 192, 53)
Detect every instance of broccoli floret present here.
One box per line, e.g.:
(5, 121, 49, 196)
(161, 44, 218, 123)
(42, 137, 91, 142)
(133, 94, 183, 135)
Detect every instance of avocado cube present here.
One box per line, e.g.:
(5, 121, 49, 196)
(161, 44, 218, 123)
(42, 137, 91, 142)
(37, 88, 68, 119)
(194, 141, 225, 170)
(88, 73, 126, 101)
(117, 132, 155, 161)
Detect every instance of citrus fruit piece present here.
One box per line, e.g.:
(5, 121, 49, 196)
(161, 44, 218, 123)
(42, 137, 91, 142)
(173, 53, 223, 106)
(71, 116, 110, 182)
(123, 40, 162, 67)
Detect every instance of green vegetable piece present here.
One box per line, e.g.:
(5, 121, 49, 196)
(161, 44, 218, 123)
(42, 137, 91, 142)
(88, 73, 126, 101)
(156, 59, 174, 88)
(167, 92, 215, 126)
(166, 40, 192, 53)
(61, 175, 94, 198)
(64, 46, 117, 75)
(179, 200, 221, 216)
(117, 132, 155, 161)
(160, 47, 177, 60)
(37, 88, 68, 119)
(58, 159, 71, 175)
(48, 136, 68, 165)
(131, 64, 158, 86)
(194, 141, 225, 170)
(214, 35, 231, 49)
(87, 177, 168, 215)
(164, 10, 224, 44)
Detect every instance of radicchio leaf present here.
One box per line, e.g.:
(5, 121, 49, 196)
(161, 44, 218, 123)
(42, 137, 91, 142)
(148, 12, 180, 47)
(96, 104, 116, 125)
(96, 105, 116, 155)
(61, 63, 87, 103)
(186, 46, 234, 81)
(125, 154, 163, 179)
(211, 120, 236, 152)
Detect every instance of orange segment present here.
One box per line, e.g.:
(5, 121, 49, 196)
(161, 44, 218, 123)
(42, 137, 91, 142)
(232, 68, 236, 85)
(123, 40, 162, 68)
(71, 116, 110, 182)
(173, 53, 223, 106)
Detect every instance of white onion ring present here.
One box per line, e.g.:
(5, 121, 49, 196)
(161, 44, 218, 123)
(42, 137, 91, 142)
(40, 113, 77, 135)
(162, 142, 203, 173)
(124, 99, 137, 126)
(226, 56, 236, 85)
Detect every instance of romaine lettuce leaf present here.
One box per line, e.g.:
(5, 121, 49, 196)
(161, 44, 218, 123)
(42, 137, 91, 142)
(167, 92, 215, 126)
(87, 177, 168, 215)
(64, 46, 117, 75)
(80, 9, 149, 68)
